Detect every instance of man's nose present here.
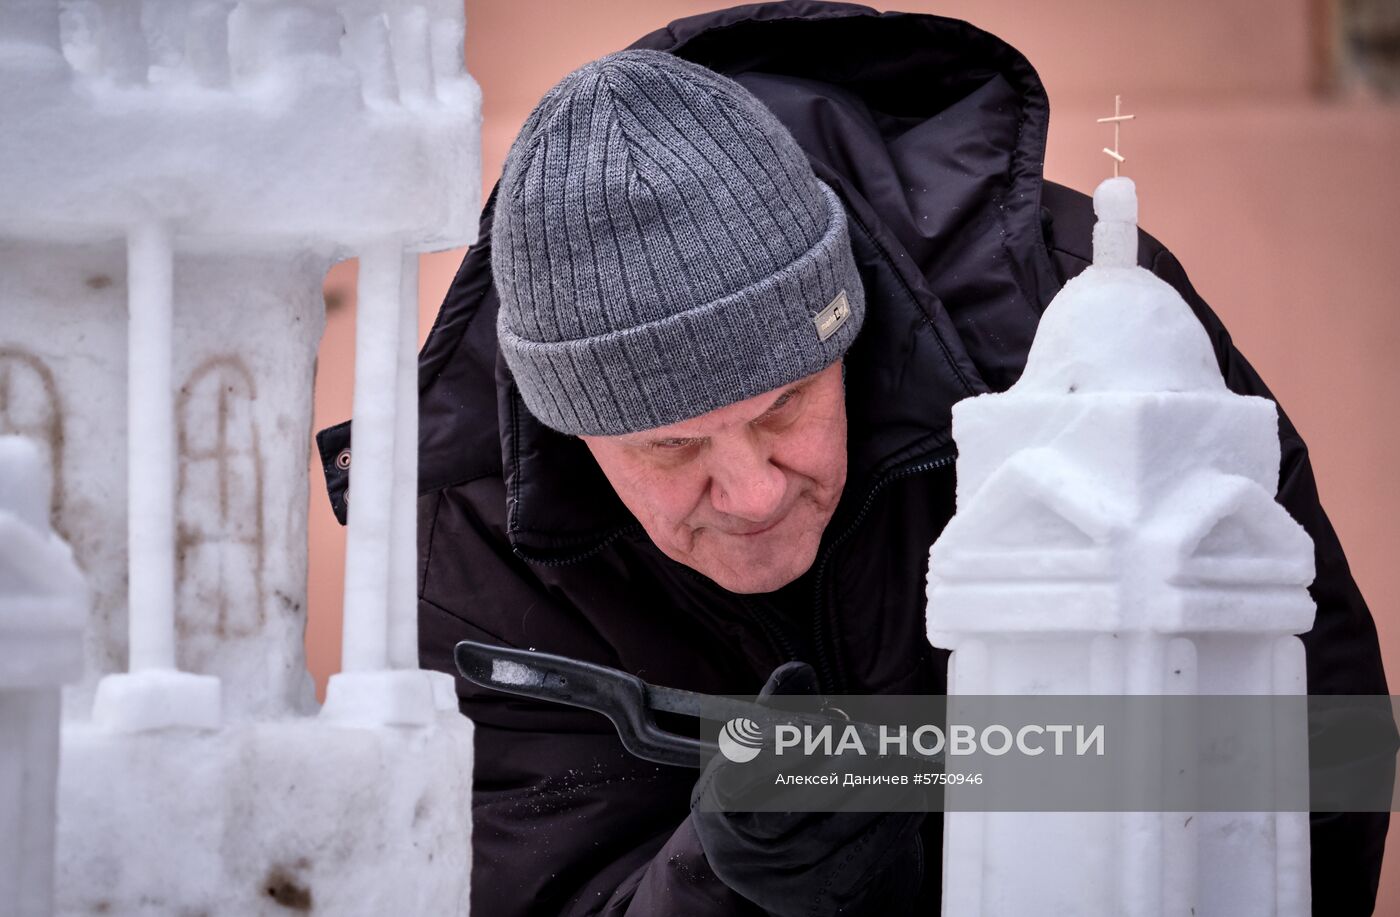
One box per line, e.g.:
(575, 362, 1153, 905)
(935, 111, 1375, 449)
(707, 440, 786, 522)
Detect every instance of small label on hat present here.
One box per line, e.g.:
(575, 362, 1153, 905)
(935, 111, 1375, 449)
(813, 289, 850, 342)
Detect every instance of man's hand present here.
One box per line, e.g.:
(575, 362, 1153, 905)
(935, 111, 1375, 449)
(689, 662, 926, 917)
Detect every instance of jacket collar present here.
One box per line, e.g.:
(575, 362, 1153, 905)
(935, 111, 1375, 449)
(502, 2, 1058, 561)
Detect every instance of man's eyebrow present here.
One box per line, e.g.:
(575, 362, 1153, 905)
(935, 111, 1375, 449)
(625, 430, 700, 448)
(753, 383, 805, 420)
(625, 384, 808, 447)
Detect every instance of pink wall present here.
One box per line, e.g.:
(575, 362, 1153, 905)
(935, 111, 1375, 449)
(307, 2, 1400, 910)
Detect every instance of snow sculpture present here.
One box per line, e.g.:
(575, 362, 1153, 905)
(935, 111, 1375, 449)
(926, 177, 1315, 916)
(0, 438, 86, 917)
(0, 1, 480, 912)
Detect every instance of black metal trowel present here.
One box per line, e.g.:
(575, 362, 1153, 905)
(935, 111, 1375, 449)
(453, 639, 894, 768)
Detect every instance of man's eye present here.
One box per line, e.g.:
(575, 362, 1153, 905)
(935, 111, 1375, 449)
(759, 389, 802, 423)
(650, 438, 695, 451)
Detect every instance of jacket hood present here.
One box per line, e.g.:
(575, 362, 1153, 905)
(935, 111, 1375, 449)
(364, 1, 1062, 561)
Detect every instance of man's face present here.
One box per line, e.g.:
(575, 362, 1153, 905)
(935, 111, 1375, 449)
(580, 361, 849, 594)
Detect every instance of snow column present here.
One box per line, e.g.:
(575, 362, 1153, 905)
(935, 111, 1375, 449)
(126, 221, 176, 674)
(388, 253, 419, 671)
(388, 4, 434, 103)
(323, 243, 432, 725)
(98, 0, 148, 85)
(186, 0, 233, 88)
(340, 243, 401, 673)
(0, 438, 85, 917)
(89, 224, 221, 732)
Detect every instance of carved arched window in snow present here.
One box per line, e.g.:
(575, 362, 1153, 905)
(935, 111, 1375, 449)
(176, 355, 265, 644)
(0, 348, 64, 529)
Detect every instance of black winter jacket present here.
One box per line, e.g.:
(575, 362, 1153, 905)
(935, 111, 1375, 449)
(318, 4, 1390, 914)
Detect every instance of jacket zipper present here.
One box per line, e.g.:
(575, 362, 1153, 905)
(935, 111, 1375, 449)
(809, 448, 957, 693)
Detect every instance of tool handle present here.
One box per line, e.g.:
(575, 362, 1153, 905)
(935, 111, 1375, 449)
(454, 639, 716, 767)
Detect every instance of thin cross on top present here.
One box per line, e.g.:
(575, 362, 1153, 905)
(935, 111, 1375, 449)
(1097, 94, 1136, 178)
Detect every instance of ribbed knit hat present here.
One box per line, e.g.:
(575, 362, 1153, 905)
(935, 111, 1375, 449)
(491, 49, 865, 436)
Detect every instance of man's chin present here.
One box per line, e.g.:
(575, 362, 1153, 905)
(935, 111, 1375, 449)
(695, 548, 817, 595)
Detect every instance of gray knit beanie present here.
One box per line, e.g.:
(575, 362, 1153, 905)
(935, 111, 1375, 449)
(491, 49, 865, 436)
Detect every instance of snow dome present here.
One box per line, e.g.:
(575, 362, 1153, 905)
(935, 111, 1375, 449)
(1014, 178, 1228, 397)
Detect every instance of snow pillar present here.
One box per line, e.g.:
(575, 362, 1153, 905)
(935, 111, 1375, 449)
(322, 243, 433, 726)
(429, 1, 466, 88)
(343, 9, 399, 103)
(0, 438, 85, 917)
(388, 252, 419, 671)
(339, 242, 401, 674)
(126, 221, 176, 674)
(0, 692, 62, 917)
(185, 1, 234, 88)
(89, 225, 221, 733)
(97, 0, 148, 85)
(389, 4, 435, 102)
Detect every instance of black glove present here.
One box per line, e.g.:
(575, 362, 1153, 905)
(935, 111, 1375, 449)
(689, 661, 926, 917)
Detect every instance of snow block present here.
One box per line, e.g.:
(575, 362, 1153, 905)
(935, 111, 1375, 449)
(91, 669, 222, 733)
(56, 715, 474, 916)
(320, 668, 437, 728)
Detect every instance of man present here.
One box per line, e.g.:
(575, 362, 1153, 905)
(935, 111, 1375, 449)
(319, 4, 1390, 914)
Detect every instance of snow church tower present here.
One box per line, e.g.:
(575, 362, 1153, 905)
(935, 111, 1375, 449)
(926, 178, 1316, 916)
(0, 1, 480, 913)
